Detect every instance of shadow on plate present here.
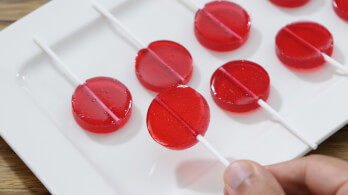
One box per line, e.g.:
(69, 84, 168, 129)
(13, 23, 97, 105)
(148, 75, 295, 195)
(189, 64, 202, 90)
(85, 105, 143, 145)
(281, 46, 345, 83)
(175, 159, 228, 194)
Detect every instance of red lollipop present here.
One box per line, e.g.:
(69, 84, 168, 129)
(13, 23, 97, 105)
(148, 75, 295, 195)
(72, 77, 132, 134)
(136, 40, 193, 92)
(269, 0, 310, 8)
(276, 21, 333, 70)
(276, 21, 348, 74)
(180, 0, 251, 52)
(147, 85, 209, 150)
(93, 3, 193, 93)
(211, 60, 270, 113)
(333, 0, 348, 22)
(147, 85, 229, 166)
(210, 60, 317, 149)
(34, 38, 132, 134)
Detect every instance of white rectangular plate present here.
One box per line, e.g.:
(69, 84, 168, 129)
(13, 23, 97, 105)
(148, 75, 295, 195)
(1, 0, 348, 194)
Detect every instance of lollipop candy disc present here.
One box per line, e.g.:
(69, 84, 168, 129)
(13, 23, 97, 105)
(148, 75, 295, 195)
(72, 77, 132, 134)
(333, 0, 348, 22)
(269, 0, 310, 8)
(276, 21, 333, 70)
(147, 85, 210, 150)
(211, 60, 270, 113)
(136, 40, 193, 92)
(194, 1, 251, 52)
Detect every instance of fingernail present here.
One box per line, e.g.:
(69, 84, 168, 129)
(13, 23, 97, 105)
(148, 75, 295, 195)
(225, 162, 254, 190)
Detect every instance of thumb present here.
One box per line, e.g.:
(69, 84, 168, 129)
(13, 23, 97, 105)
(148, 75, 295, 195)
(224, 160, 285, 195)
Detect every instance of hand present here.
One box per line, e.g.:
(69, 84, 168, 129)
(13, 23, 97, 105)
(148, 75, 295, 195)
(223, 155, 348, 195)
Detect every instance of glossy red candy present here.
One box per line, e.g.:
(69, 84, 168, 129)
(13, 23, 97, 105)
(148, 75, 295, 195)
(72, 77, 132, 134)
(276, 21, 333, 70)
(136, 40, 193, 92)
(269, 0, 310, 8)
(333, 0, 348, 22)
(194, 1, 251, 52)
(210, 60, 270, 113)
(147, 85, 210, 150)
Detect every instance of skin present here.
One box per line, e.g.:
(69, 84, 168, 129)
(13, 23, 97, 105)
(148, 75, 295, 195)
(223, 155, 348, 195)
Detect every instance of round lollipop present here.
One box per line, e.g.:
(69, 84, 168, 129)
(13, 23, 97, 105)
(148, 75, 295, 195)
(211, 60, 270, 113)
(333, 0, 348, 22)
(34, 38, 132, 134)
(179, 0, 251, 52)
(72, 77, 132, 133)
(276, 21, 348, 74)
(269, 0, 310, 8)
(147, 85, 229, 166)
(93, 3, 193, 93)
(135, 40, 193, 92)
(211, 60, 317, 149)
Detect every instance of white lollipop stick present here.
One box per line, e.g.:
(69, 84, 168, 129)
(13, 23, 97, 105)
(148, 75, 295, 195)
(257, 100, 318, 150)
(284, 27, 348, 76)
(322, 54, 348, 75)
(92, 2, 146, 50)
(219, 67, 317, 150)
(178, 0, 201, 12)
(33, 37, 83, 87)
(33, 37, 121, 123)
(197, 134, 230, 167)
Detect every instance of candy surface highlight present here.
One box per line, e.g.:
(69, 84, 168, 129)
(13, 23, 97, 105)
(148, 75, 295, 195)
(333, 0, 348, 22)
(211, 60, 270, 113)
(72, 77, 132, 134)
(276, 21, 333, 70)
(194, 1, 250, 52)
(147, 85, 210, 150)
(136, 40, 193, 92)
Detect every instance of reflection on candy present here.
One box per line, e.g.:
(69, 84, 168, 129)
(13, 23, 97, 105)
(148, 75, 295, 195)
(333, 0, 348, 22)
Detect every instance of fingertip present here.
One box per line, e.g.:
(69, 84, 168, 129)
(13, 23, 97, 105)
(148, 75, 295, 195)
(224, 161, 254, 190)
(224, 160, 285, 194)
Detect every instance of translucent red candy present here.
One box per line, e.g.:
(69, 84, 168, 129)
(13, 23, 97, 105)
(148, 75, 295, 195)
(72, 77, 132, 134)
(269, 0, 310, 8)
(333, 0, 348, 22)
(136, 40, 193, 92)
(210, 60, 270, 113)
(194, 1, 251, 52)
(147, 85, 210, 150)
(276, 21, 333, 70)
